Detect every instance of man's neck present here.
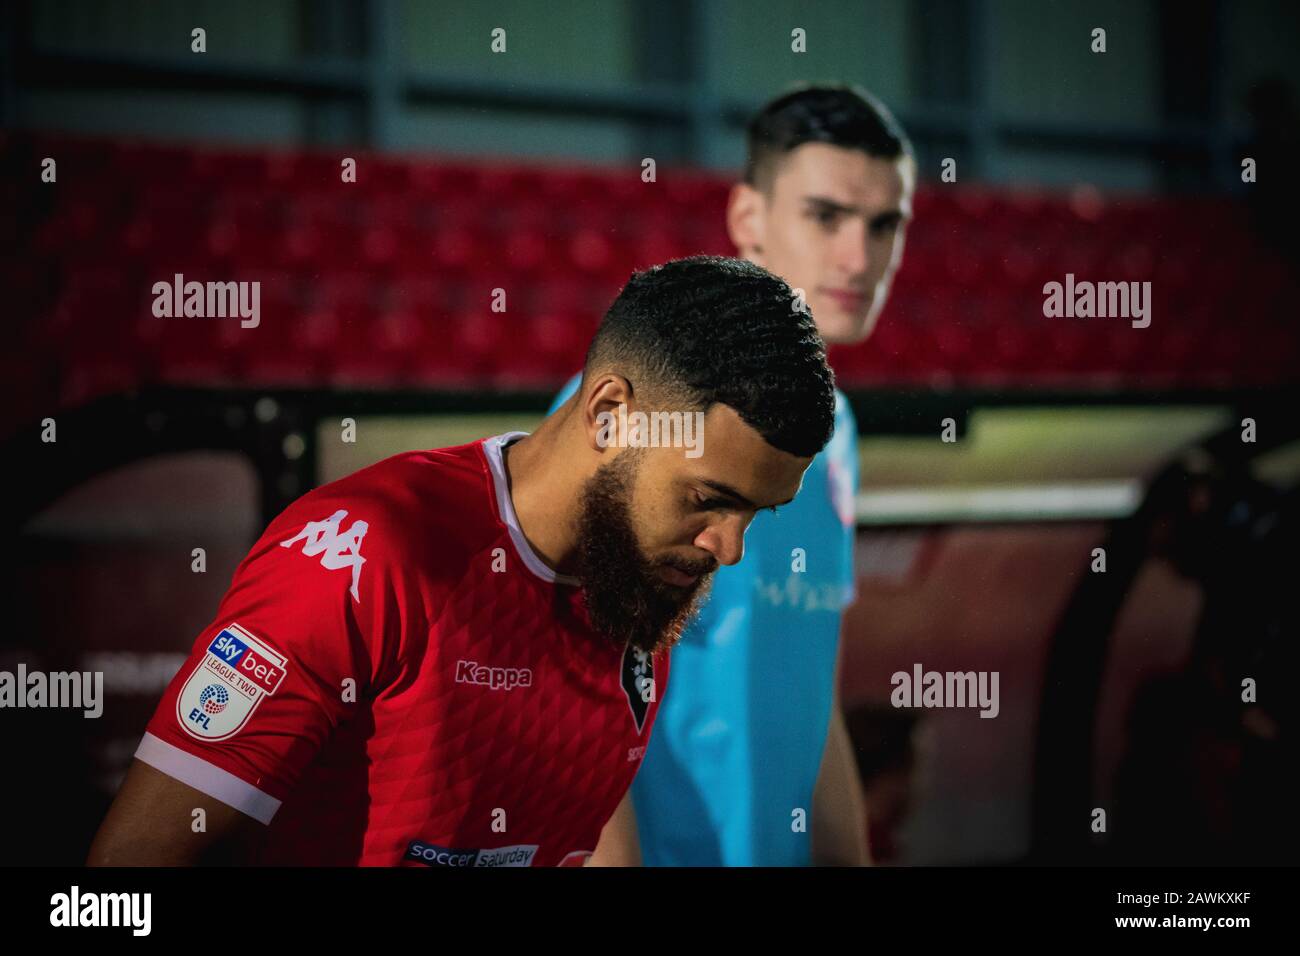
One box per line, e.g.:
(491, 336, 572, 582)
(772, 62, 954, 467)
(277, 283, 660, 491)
(500, 413, 584, 576)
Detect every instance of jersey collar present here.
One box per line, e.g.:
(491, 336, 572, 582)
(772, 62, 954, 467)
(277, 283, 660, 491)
(482, 432, 581, 587)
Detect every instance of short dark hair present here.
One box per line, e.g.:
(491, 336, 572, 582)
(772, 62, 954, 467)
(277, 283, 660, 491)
(745, 83, 912, 190)
(583, 256, 836, 458)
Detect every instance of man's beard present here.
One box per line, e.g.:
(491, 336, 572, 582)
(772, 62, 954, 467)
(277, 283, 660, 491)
(574, 451, 715, 656)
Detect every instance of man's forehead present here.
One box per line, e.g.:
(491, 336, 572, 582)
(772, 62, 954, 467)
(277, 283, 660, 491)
(774, 143, 910, 206)
(696, 402, 766, 444)
(675, 404, 809, 496)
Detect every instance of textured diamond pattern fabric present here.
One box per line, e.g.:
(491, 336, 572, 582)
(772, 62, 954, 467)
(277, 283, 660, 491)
(138, 437, 668, 866)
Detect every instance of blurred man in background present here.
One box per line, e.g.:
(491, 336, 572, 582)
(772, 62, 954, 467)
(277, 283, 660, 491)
(562, 84, 916, 865)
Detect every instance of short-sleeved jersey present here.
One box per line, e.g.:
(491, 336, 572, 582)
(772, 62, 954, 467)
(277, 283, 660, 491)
(135, 432, 668, 867)
(550, 378, 857, 866)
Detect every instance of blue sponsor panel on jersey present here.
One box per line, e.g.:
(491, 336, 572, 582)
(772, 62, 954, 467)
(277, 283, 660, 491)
(209, 628, 249, 665)
(405, 840, 538, 867)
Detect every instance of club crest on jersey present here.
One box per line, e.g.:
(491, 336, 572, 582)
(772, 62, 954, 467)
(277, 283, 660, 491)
(279, 508, 368, 601)
(620, 642, 655, 734)
(176, 623, 287, 741)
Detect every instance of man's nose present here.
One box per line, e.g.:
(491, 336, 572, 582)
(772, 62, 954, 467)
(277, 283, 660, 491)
(838, 224, 871, 277)
(693, 514, 749, 567)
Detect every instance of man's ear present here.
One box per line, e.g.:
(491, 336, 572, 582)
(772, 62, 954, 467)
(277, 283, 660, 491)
(581, 372, 635, 454)
(727, 182, 767, 264)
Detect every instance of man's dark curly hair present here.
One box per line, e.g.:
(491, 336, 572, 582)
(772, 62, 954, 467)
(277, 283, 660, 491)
(582, 255, 835, 459)
(745, 83, 913, 191)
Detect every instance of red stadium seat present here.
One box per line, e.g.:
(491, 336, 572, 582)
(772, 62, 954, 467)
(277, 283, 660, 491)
(10, 133, 1299, 404)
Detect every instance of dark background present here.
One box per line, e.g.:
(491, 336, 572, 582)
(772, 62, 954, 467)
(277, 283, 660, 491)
(1, 0, 1297, 866)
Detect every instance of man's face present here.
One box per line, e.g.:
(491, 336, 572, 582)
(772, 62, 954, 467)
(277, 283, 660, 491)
(575, 403, 811, 656)
(728, 142, 914, 344)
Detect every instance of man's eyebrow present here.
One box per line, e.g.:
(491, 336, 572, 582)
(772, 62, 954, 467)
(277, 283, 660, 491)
(699, 479, 795, 510)
(802, 195, 857, 216)
(803, 196, 909, 224)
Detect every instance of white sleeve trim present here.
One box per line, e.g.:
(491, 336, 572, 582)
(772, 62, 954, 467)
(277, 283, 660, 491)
(134, 731, 282, 825)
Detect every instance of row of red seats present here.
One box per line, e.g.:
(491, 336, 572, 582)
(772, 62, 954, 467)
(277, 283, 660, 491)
(25, 134, 1253, 237)
(4, 133, 1298, 440)
(34, 313, 1290, 424)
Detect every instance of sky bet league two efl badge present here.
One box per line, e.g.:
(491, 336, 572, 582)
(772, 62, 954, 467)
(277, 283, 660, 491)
(176, 623, 287, 740)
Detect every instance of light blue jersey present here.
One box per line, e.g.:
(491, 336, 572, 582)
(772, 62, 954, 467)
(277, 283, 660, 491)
(549, 375, 858, 865)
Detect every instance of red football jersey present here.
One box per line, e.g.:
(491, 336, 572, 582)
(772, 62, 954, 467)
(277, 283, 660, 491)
(135, 432, 668, 866)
